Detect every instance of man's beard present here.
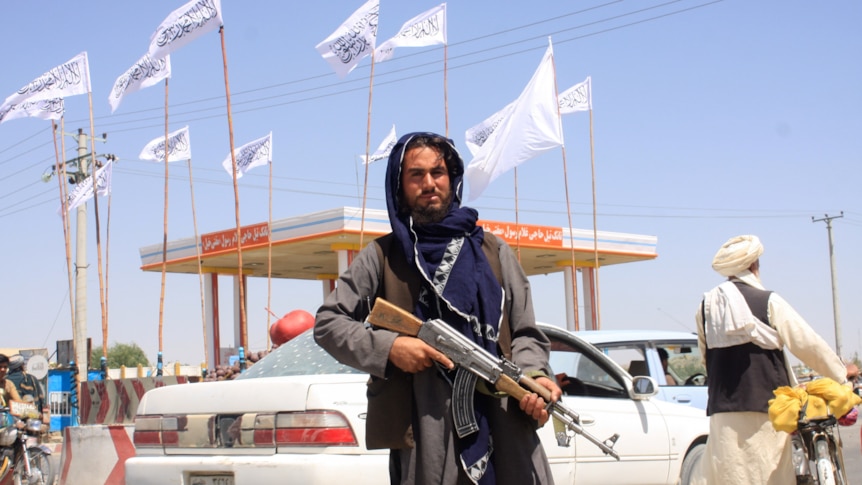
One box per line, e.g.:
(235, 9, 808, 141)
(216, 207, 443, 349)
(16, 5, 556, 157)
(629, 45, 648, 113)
(411, 190, 452, 225)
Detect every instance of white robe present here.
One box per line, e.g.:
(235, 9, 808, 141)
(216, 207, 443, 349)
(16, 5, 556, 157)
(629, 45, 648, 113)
(692, 279, 847, 484)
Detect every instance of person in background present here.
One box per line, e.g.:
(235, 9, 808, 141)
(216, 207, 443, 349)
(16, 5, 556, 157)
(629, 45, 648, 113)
(0, 354, 22, 408)
(315, 132, 561, 485)
(6, 355, 49, 425)
(692, 235, 850, 484)
(657, 348, 677, 385)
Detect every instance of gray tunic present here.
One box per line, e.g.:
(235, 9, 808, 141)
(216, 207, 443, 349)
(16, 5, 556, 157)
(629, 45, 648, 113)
(315, 234, 555, 485)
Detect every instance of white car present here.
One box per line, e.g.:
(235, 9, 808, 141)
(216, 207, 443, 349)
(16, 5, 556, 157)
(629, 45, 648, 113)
(125, 325, 708, 485)
(573, 329, 709, 410)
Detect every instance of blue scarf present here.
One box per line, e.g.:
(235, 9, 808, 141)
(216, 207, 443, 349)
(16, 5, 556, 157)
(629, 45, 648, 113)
(385, 132, 503, 484)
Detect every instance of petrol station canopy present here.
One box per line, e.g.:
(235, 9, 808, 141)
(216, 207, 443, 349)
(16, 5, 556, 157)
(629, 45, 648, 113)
(139, 206, 657, 279)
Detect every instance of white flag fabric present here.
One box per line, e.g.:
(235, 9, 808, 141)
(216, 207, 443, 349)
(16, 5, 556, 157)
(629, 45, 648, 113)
(109, 54, 171, 113)
(464, 40, 563, 200)
(61, 160, 113, 214)
(139, 126, 192, 163)
(222, 132, 272, 179)
(315, 0, 379, 78)
(558, 76, 592, 114)
(0, 98, 64, 125)
(147, 0, 223, 60)
(361, 124, 397, 164)
(374, 3, 446, 63)
(4, 52, 91, 106)
(464, 101, 515, 157)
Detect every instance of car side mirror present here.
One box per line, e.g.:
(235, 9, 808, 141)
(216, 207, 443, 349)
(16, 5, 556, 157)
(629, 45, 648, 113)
(630, 375, 659, 399)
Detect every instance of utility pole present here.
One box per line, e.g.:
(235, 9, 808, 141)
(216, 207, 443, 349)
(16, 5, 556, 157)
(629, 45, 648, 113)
(44, 129, 109, 380)
(73, 129, 89, 380)
(812, 212, 844, 358)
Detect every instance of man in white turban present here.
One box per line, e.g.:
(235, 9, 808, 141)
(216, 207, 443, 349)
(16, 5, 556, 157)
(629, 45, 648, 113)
(690, 235, 849, 485)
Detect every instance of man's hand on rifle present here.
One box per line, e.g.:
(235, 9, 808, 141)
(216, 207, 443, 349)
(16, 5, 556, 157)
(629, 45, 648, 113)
(519, 376, 562, 427)
(389, 336, 455, 373)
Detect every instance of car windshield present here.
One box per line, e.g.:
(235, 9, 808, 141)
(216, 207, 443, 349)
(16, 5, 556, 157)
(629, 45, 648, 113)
(235, 329, 364, 380)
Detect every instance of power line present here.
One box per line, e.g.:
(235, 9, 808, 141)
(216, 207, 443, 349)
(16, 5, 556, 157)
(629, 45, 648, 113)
(3, 1, 723, 156)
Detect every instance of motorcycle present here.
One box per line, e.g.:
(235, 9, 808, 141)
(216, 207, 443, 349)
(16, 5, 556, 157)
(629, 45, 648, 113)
(0, 408, 53, 485)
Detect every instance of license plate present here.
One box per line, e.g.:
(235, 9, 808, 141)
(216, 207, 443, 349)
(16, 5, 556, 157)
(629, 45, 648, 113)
(189, 475, 235, 485)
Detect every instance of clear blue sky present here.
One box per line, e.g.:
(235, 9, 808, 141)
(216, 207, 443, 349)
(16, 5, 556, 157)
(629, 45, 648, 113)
(1, 1, 860, 367)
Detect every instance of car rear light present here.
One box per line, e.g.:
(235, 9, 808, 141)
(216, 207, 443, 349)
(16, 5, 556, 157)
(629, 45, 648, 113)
(275, 411, 358, 446)
(132, 415, 184, 448)
(133, 411, 358, 449)
(133, 416, 163, 448)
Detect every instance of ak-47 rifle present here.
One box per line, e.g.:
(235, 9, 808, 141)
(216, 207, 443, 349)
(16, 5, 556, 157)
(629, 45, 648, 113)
(367, 298, 621, 460)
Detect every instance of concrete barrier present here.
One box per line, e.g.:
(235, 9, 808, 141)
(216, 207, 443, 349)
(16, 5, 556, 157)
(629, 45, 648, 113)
(80, 376, 199, 425)
(58, 425, 134, 485)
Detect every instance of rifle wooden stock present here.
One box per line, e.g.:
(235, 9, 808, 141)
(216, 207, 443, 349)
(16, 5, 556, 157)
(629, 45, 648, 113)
(368, 298, 423, 336)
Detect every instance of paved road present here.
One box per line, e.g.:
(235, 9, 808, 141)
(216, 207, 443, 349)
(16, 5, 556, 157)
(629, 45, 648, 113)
(38, 419, 862, 485)
(841, 419, 861, 482)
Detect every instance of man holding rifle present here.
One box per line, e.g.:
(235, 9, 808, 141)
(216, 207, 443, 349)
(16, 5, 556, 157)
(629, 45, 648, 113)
(315, 132, 562, 485)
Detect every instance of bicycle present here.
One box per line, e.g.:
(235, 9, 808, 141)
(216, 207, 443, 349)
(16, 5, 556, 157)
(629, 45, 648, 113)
(790, 409, 848, 485)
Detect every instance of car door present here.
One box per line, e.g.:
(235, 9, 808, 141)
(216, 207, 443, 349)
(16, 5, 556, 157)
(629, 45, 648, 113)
(649, 341, 707, 410)
(547, 332, 672, 485)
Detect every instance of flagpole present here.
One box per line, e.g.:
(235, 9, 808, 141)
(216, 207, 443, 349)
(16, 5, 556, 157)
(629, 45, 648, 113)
(444, 43, 449, 138)
(105, 185, 112, 353)
(359, 49, 376, 249)
(513, 168, 522, 262)
(53, 120, 77, 365)
(157, 79, 171, 374)
(56, 116, 83, 409)
(588, 108, 601, 329)
(187, 157, 209, 366)
(266, 157, 273, 350)
(86, 91, 110, 362)
(550, 41, 579, 332)
(220, 26, 248, 350)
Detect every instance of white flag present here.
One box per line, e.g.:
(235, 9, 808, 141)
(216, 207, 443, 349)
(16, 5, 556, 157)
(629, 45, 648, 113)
(61, 160, 113, 214)
(360, 124, 397, 164)
(374, 3, 446, 63)
(465, 40, 563, 200)
(109, 54, 171, 113)
(0, 98, 64, 125)
(139, 126, 192, 163)
(464, 101, 515, 157)
(147, 0, 223, 60)
(558, 76, 592, 114)
(222, 132, 272, 179)
(4, 52, 91, 106)
(315, 0, 379, 78)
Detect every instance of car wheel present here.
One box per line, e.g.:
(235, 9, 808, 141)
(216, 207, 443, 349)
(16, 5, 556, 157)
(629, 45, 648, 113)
(679, 442, 706, 485)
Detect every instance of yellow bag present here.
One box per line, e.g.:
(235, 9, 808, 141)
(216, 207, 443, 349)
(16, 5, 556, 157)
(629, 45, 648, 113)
(769, 386, 808, 432)
(769, 378, 862, 432)
(806, 377, 862, 419)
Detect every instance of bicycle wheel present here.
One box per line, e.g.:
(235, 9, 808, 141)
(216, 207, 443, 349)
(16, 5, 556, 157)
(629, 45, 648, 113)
(814, 438, 836, 485)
